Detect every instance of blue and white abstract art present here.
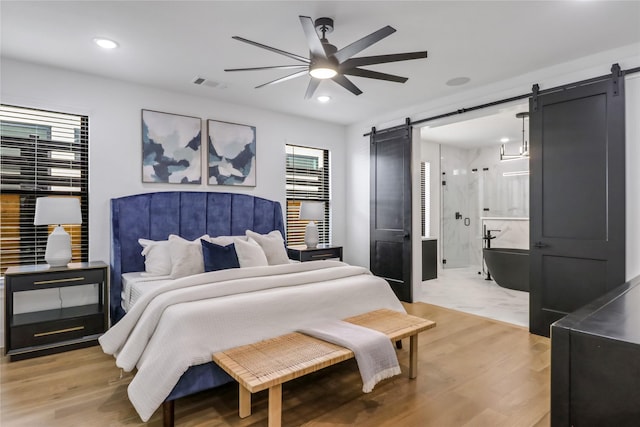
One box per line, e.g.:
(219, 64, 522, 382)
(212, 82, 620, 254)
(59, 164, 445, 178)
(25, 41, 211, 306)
(142, 109, 201, 184)
(207, 120, 256, 186)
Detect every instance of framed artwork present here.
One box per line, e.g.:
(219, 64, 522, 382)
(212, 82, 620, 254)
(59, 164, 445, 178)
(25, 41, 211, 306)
(207, 119, 256, 186)
(141, 109, 201, 184)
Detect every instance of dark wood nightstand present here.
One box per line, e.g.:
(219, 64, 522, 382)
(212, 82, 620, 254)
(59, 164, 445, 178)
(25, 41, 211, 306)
(3, 261, 109, 361)
(287, 245, 343, 262)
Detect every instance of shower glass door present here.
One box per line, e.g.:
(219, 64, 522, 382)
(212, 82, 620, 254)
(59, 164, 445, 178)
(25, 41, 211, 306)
(440, 145, 469, 269)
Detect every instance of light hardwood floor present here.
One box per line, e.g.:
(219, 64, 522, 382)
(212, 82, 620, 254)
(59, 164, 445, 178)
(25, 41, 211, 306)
(0, 303, 550, 426)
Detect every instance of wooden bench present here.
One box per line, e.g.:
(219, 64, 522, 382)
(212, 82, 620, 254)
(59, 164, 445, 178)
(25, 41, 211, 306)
(212, 309, 436, 427)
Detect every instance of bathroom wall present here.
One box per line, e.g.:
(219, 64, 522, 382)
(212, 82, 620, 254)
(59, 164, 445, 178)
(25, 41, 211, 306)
(468, 142, 529, 267)
(440, 142, 529, 269)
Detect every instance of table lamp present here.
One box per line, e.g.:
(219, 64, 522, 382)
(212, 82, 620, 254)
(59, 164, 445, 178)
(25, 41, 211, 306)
(34, 197, 82, 267)
(298, 201, 324, 248)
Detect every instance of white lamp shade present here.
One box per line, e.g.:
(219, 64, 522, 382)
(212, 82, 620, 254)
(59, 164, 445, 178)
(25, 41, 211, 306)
(34, 197, 82, 225)
(298, 201, 324, 221)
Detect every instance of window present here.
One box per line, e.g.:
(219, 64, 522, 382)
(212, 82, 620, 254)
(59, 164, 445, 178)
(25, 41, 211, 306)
(0, 105, 89, 274)
(421, 161, 431, 237)
(285, 145, 330, 246)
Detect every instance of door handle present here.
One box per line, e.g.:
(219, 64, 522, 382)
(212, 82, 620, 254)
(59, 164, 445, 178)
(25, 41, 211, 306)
(404, 232, 410, 239)
(533, 241, 548, 248)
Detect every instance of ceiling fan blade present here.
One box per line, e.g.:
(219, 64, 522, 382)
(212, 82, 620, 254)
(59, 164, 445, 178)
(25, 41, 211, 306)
(225, 65, 308, 72)
(232, 36, 310, 63)
(299, 16, 327, 59)
(341, 51, 428, 68)
(255, 70, 308, 89)
(333, 26, 396, 63)
(304, 78, 321, 99)
(342, 68, 408, 83)
(331, 74, 363, 96)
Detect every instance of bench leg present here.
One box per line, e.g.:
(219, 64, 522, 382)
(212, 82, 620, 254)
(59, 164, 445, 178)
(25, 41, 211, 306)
(268, 384, 282, 427)
(409, 334, 418, 379)
(239, 385, 251, 418)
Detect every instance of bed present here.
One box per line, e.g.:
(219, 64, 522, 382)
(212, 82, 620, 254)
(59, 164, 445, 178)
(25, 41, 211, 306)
(103, 191, 405, 424)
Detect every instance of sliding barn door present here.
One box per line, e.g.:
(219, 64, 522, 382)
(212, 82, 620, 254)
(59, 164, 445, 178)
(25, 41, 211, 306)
(370, 123, 413, 302)
(529, 68, 626, 337)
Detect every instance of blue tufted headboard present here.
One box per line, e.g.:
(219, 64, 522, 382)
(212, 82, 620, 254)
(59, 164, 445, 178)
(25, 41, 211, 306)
(110, 191, 285, 324)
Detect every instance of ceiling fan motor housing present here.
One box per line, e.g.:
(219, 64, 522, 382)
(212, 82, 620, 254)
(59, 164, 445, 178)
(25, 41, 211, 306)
(314, 17, 334, 35)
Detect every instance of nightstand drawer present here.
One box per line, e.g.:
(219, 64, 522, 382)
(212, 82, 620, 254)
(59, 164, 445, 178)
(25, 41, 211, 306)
(9, 269, 106, 291)
(287, 245, 343, 262)
(10, 312, 104, 349)
(300, 249, 341, 261)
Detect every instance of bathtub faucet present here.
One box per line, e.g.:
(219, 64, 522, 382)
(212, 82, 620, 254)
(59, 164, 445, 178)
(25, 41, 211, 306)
(482, 225, 501, 245)
(482, 227, 501, 280)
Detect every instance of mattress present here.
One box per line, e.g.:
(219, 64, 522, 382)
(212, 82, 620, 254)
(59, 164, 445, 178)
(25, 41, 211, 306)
(121, 272, 173, 312)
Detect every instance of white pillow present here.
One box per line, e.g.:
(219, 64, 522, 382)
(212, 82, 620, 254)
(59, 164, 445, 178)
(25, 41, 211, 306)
(168, 234, 210, 279)
(138, 238, 172, 276)
(209, 235, 247, 246)
(245, 230, 289, 265)
(234, 237, 268, 268)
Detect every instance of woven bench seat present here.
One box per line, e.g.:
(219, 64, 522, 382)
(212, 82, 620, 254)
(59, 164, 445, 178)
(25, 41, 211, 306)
(212, 309, 436, 427)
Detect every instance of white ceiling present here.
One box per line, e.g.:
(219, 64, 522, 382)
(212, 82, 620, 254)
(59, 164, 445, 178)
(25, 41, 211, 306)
(2, 1, 640, 126)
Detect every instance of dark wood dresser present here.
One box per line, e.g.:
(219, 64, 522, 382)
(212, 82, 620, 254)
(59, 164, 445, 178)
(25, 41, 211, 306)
(551, 275, 640, 426)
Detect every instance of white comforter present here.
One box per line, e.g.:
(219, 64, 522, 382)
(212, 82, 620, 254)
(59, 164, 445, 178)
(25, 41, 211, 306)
(99, 261, 405, 421)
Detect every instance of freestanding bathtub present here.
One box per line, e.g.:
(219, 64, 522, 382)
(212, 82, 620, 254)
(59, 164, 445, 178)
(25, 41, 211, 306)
(483, 248, 530, 292)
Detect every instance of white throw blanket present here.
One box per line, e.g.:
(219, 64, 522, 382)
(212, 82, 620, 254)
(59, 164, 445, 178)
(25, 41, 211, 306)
(298, 320, 401, 392)
(99, 261, 405, 421)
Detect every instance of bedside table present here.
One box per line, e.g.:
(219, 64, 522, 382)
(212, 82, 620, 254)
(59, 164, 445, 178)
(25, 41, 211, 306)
(3, 261, 109, 361)
(287, 245, 343, 262)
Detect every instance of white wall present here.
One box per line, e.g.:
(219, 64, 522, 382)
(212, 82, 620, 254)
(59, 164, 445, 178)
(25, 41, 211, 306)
(626, 74, 640, 279)
(346, 45, 640, 290)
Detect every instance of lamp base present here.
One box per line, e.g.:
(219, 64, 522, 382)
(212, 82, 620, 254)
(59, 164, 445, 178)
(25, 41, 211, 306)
(304, 221, 319, 249)
(45, 226, 72, 267)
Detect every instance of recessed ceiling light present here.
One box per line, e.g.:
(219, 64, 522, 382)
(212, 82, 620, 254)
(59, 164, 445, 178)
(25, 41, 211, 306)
(446, 76, 470, 86)
(317, 95, 331, 103)
(93, 38, 119, 49)
(500, 137, 509, 143)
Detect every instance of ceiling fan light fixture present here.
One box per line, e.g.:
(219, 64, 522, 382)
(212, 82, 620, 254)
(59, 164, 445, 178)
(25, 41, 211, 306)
(309, 65, 337, 79)
(317, 95, 331, 103)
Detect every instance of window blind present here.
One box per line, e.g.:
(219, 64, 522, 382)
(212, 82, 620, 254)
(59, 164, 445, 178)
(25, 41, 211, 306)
(285, 145, 330, 246)
(421, 161, 431, 237)
(0, 105, 89, 274)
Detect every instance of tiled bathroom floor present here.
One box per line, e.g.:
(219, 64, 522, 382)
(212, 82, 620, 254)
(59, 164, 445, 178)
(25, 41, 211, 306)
(417, 267, 529, 327)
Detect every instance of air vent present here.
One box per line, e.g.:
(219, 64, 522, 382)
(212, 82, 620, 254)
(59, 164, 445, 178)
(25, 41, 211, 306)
(192, 76, 227, 89)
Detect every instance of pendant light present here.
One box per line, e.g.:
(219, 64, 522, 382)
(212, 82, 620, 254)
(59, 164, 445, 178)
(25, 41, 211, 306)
(501, 112, 529, 161)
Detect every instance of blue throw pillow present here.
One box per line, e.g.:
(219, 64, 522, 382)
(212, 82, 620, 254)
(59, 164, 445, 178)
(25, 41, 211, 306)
(201, 239, 240, 272)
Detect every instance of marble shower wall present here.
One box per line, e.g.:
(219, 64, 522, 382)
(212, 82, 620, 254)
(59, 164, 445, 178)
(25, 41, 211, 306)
(441, 142, 529, 269)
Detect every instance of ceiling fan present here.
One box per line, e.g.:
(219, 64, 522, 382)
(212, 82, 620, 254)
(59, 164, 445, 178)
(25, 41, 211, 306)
(224, 16, 428, 99)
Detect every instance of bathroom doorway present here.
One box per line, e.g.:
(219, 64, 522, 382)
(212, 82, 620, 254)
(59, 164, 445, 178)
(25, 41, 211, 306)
(418, 100, 531, 326)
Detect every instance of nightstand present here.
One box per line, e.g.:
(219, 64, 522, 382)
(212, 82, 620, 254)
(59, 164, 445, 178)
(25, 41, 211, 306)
(3, 261, 109, 361)
(287, 245, 343, 262)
